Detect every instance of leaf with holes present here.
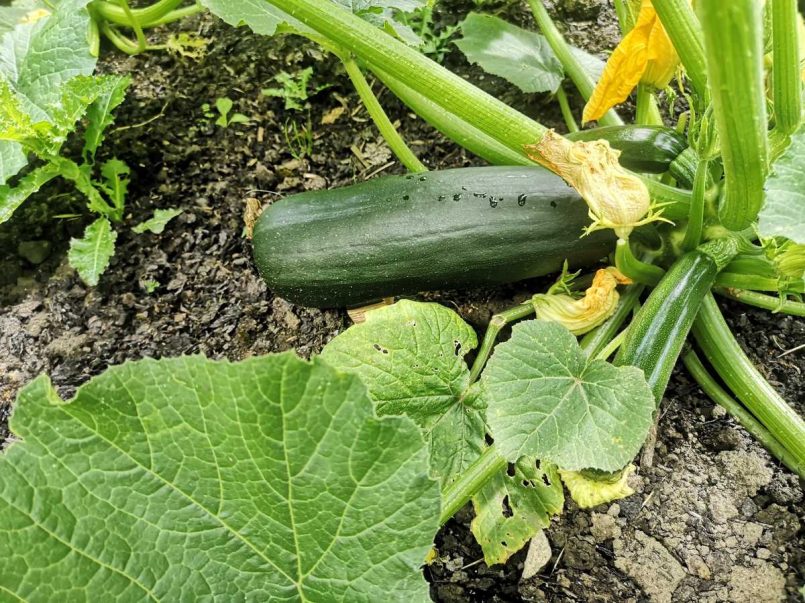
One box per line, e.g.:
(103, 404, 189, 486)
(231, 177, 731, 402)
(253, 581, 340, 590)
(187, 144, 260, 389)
(482, 320, 655, 472)
(0, 354, 440, 601)
(321, 300, 486, 489)
(471, 456, 564, 566)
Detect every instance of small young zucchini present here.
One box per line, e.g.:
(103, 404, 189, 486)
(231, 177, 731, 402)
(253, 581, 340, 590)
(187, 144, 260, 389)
(253, 166, 615, 307)
(614, 237, 740, 402)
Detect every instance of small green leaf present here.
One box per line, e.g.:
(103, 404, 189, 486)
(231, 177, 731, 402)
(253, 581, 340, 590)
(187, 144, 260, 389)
(759, 124, 805, 244)
(67, 216, 117, 286)
(0, 161, 61, 223)
(83, 75, 130, 160)
(455, 13, 564, 94)
(482, 320, 655, 472)
(0, 354, 439, 600)
(132, 208, 183, 234)
(98, 158, 130, 213)
(321, 300, 486, 488)
(471, 456, 564, 566)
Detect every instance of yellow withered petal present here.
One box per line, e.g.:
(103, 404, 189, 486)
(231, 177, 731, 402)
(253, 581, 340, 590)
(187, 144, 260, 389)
(531, 267, 632, 335)
(20, 8, 50, 24)
(559, 465, 636, 509)
(524, 130, 653, 238)
(582, 0, 679, 124)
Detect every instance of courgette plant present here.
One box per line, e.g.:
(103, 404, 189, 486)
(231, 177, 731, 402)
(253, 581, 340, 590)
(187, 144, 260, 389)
(2, 0, 805, 600)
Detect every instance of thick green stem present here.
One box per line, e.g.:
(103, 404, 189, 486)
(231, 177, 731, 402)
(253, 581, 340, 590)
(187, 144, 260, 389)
(374, 69, 531, 166)
(772, 0, 802, 136)
(692, 294, 805, 463)
(556, 85, 579, 133)
(683, 350, 805, 479)
(146, 3, 204, 27)
(635, 84, 663, 126)
(266, 0, 548, 158)
(116, 0, 147, 53)
(342, 58, 426, 173)
(528, 0, 623, 127)
(468, 303, 535, 384)
(652, 0, 708, 97)
(699, 0, 769, 230)
(715, 287, 805, 317)
(580, 284, 645, 358)
(681, 159, 709, 252)
(91, 0, 184, 27)
(615, 239, 665, 286)
(440, 446, 507, 525)
(714, 273, 785, 292)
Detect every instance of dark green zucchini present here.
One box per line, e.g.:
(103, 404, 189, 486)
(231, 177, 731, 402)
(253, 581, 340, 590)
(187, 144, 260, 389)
(614, 238, 739, 403)
(253, 166, 615, 307)
(567, 126, 689, 174)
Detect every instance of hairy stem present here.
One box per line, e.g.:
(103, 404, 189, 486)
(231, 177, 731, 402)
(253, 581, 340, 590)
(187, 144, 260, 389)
(772, 0, 802, 136)
(342, 58, 426, 173)
(714, 287, 805, 317)
(652, 0, 708, 97)
(692, 294, 805, 463)
(468, 303, 535, 384)
(615, 239, 665, 286)
(440, 446, 507, 525)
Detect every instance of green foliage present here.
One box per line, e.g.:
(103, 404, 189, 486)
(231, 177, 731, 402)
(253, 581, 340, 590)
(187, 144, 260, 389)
(321, 300, 486, 488)
(481, 320, 656, 472)
(132, 208, 183, 234)
(759, 124, 805, 245)
(211, 96, 251, 127)
(67, 216, 117, 286)
(0, 354, 440, 600)
(262, 67, 330, 111)
(471, 456, 563, 565)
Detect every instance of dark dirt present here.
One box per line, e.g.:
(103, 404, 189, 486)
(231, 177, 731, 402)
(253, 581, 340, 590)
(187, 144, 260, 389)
(0, 1, 802, 602)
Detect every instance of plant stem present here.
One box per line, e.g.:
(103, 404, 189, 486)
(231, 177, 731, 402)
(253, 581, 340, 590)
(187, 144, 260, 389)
(595, 327, 629, 361)
(772, 0, 802, 136)
(692, 294, 805, 463)
(682, 350, 805, 479)
(699, 0, 769, 230)
(99, 22, 144, 55)
(527, 0, 624, 127)
(681, 159, 708, 252)
(635, 84, 657, 126)
(91, 0, 184, 27)
(714, 287, 805, 317)
(714, 273, 783, 292)
(580, 284, 644, 358)
(440, 446, 507, 525)
(651, 0, 708, 97)
(556, 85, 579, 133)
(266, 0, 549, 158)
(146, 3, 204, 27)
(115, 0, 147, 53)
(342, 58, 426, 173)
(615, 239, 665, 286)
(468, 303, 535, 384)
(374, 68, 531, 166)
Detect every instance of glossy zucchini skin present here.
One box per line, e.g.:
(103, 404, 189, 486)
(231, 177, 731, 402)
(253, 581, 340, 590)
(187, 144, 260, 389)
(567, 125, 688, 174)
(253, 166, 615, 307)
(615, 250, 718, 402)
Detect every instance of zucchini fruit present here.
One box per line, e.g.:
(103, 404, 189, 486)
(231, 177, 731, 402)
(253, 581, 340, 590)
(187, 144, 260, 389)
(567, 125, 688, 174)
(253, 166, 615, 307)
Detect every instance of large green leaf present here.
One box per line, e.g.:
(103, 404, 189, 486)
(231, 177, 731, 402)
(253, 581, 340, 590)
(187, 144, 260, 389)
(199, 0, 310, 36)
(455, 13, 563, 94)
(67, 216, 117, 286)
(471, 456, 563, 566)
(321, 300, 486, 488)
(482, 320, 655, 472)
(0, 354, 440, 601)
(759, 124, 805, 244)
(0, 161, 60, 223)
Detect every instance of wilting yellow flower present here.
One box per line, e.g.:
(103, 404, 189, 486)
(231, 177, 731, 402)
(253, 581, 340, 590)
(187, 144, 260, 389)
(559, 465, 635, 509)
(20, 9, 50, 24)
(583, 0, 679, 124)
(525, 130, 660, 238)
(532, 267, 632, 335)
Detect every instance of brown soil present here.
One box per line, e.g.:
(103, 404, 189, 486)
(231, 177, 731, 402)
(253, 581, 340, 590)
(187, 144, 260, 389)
(0, 2, 802, 601)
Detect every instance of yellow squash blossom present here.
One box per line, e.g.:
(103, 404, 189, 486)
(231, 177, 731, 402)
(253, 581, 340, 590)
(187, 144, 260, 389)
(583, 0, 680, 124)
(532, 267, 632, 335)
(559, 465, 636, 509)
(525, 130, 661, 238)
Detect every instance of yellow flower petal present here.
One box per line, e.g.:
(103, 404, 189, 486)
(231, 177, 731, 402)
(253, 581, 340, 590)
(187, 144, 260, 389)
(532, 267, 632, 335)
(19, 8, 50, 24)
(524, 130, 652, 238)
(582, 0, 680, 123)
